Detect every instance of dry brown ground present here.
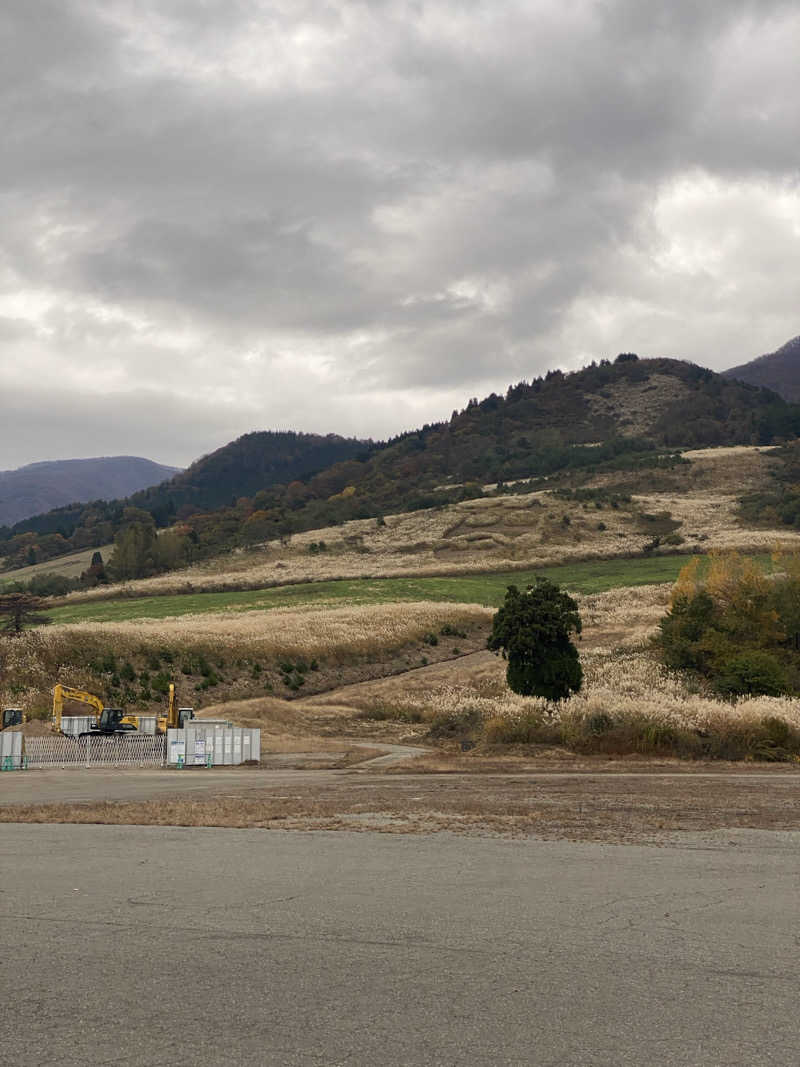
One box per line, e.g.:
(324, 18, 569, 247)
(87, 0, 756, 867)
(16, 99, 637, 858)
(4, 766, 799, 843)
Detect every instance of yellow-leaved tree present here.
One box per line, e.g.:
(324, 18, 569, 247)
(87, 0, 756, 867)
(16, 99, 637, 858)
(660, 550, 798, 697)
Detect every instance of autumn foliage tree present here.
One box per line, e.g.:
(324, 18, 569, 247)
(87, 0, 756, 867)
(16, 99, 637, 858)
(660, 551, 800, 697)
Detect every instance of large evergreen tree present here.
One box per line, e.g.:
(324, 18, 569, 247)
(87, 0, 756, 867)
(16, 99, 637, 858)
(488, 579, 583, 702)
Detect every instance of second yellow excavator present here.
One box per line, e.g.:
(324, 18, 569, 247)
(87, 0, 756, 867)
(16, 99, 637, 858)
(51, 683, 195, 736)
(156, 684, 195, 733)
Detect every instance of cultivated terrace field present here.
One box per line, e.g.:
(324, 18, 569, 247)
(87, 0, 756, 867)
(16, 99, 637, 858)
(45, 445, 799, 610)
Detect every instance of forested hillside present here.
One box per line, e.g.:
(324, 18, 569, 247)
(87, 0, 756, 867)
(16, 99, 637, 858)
(3, 355, 798, 578)
(0, 432, 365, 571)
(127, 431, 369, 523)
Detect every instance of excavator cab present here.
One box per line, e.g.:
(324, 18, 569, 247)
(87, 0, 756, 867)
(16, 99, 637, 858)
(178, 708, 195, 728)
(1, 709, 24, 730)
(96, 708, 138, 734)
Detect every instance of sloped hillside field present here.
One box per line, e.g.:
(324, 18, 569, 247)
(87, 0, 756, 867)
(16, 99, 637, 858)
(48, 555, 692, 624)
(7, 445, 800, 770)
(1, 602, 491, 716)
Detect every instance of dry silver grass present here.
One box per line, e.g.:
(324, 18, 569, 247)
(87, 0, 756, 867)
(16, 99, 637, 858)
(578, 583, 671, 649)
(311, 637, 800, 737)
(0, 601, 490, 713)
(48, 601, 490, 660)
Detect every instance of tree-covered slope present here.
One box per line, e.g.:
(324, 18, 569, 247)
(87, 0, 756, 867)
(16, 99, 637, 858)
(127, 430, 369, 524)
(361, 355, 792, 489)
(3, 355, 798, 575)
(1, 431, 366, 552)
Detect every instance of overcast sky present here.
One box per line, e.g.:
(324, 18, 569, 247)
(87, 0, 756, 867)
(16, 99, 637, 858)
(2, 0, 799, 469)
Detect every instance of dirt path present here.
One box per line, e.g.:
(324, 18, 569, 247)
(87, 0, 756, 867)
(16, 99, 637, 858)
(196, 651, 496, 749)
(304, 649, 495, 707)
(351, 741, 431, 767)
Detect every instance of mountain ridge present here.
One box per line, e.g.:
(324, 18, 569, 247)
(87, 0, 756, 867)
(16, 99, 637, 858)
(724, 335, 800, 402)
(128, 430, 369, 524)
(4, 354, 797, 576)
(0, 455, 180, 528)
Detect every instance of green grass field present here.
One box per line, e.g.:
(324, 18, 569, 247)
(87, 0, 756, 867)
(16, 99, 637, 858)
(49, 554, 695, 625)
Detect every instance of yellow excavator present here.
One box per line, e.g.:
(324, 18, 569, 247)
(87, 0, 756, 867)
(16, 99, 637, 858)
(156, 684, 195, 733)
(50, 683, 194, 737)
(1, 709, 25, 731)
(52, 684, 140, 736)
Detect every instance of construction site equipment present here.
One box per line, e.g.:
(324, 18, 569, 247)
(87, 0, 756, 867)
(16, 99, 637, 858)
(91, 708, 139, 735)
(52, 684, 140, 736)
(156, 684, 195, 734)
(52, 685, 103, 734)
(1, 709, 24, 731)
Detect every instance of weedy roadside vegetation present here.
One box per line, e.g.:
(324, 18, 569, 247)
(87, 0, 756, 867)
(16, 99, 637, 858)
(352, 651, 800, 761)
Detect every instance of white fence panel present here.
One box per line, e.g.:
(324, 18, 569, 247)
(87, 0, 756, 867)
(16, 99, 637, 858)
(1, 731, 23, 770)
(24, 734, 166, 768)
(167, 726, 260, 766)
(59, 716, 97, 737)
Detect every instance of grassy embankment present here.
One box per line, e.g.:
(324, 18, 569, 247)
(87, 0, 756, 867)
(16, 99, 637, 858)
(2, 601, 492, 716)
(49, 554, 693, 624)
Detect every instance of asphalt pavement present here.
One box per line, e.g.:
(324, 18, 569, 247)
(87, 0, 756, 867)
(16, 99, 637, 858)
(1, 824, 798, 1066)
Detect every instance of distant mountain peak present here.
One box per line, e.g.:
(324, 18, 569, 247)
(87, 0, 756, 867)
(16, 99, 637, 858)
(724, 335, 800, 402)
(0, 456, 181, 528)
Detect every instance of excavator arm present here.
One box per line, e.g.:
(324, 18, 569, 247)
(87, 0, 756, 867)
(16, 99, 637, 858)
(52, 684, 104, 734)
(157, 683, 194, 733)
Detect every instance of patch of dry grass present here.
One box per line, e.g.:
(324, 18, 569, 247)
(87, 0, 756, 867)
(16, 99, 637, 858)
(50, 601, 490, 660)
(0, 543, 115, 583)
(366, 650, 800, 743)
(0, 601, 490, 716)
(4, 769, 799, 841)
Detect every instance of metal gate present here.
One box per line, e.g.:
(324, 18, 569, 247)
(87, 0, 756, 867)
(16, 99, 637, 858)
(23, 734, 167, 768)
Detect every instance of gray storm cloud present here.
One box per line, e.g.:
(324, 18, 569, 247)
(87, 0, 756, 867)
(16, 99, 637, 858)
(1, 0, 798, 467)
